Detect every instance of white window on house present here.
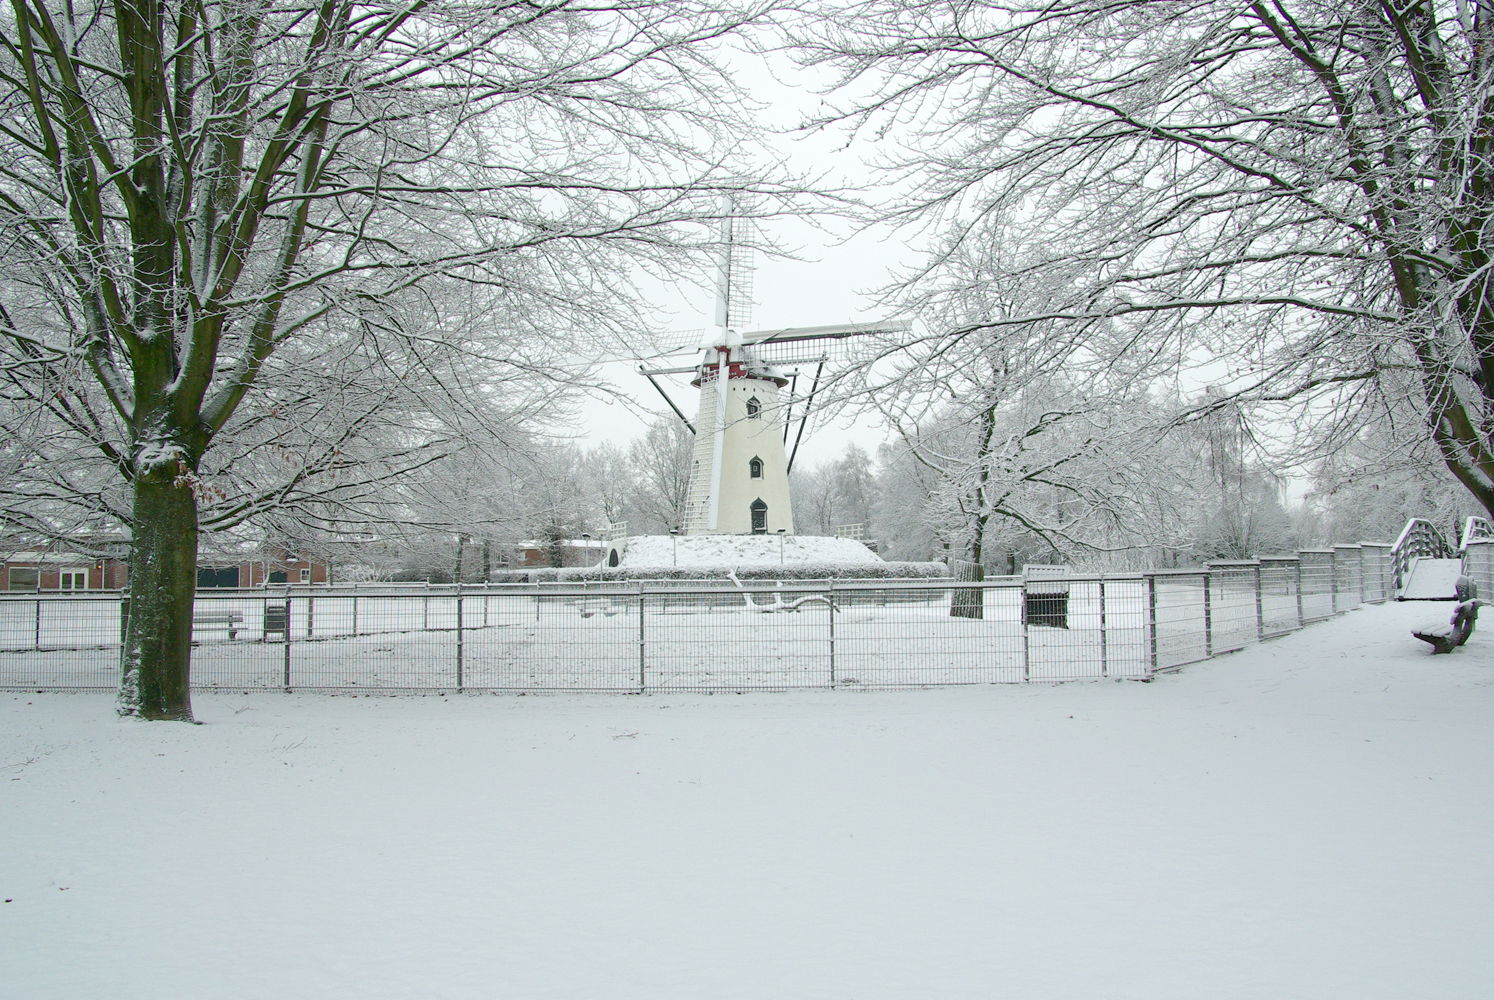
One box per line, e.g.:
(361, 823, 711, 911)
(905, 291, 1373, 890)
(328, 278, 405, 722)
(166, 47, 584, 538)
(746, 396, 761, 419)
(59, 569, 87, 591)
(749, 456, 763, 479)
(300, 568, 311, 583)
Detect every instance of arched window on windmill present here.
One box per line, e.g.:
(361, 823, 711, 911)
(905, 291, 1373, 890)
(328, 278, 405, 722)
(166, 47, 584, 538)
(745, 396, 761, 419)
(750, 498, 768, 534)
(748, 456, 763, 479)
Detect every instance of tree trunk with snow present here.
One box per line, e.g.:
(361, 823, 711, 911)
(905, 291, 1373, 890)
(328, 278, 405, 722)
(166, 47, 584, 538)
(120, 452, 201, 721)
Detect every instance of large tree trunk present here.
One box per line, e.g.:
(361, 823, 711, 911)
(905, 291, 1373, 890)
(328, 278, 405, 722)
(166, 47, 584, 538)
(118, 463, 200, 722)
(950, 559, 985, 620)
(453, 533, 468, 583)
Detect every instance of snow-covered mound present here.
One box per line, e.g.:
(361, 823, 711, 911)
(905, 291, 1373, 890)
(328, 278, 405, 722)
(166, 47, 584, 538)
(621, 534, 884, 569)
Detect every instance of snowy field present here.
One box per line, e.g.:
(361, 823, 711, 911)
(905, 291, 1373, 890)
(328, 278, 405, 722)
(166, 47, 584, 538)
(0, 576, 1336, 691)
(4, 599, 1491, 999)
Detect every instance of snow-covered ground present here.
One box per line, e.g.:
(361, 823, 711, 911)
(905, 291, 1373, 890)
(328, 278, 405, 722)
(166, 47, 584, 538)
(4, 599, 1491, 999)
(620, 532, 884, 567)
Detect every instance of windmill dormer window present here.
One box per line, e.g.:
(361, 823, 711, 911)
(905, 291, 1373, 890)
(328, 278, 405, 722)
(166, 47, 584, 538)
(750, 499, 768, 534)
(749, 456, 763, 479)
(746, 397, 761, 419)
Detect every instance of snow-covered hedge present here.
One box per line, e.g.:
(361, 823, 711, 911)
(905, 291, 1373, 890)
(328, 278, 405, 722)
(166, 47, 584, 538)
(488, 561, 948, 585)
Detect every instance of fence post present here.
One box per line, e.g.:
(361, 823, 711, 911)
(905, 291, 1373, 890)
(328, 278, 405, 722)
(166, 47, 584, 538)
(282, 595, 292, 691)
(1020, 579, 1031, 682)
(1098, 578, 1108, 679)
(306, 593, 314, 638)
(352, 594, 359, 636)
(1294, 558, 1305, 628)
(637, 584, 646, 694)
(34, 597, 42, 650)
(1202, 571, 1214, 659)
(1253, 563, 1264, 643)
(1330, 549, 1343, 611)
(1146, 574, 1158, 676)
(119, 595, 130, 648)
(455, 583, 464, 691)
(828, 582, 836, 687)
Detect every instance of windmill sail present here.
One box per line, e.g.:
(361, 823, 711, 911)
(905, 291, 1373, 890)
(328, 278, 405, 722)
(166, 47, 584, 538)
(659, 209, 910, 536)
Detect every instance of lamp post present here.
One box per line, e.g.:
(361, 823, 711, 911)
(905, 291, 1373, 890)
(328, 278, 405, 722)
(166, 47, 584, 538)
(669, 528, 679, 567)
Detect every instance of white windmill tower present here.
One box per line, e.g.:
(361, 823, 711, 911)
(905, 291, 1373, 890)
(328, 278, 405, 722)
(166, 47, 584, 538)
(641, 214, 909, 537)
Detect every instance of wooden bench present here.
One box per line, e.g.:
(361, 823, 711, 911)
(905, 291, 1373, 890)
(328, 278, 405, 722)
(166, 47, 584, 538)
(1412, 577, 1478, 654)
(193, 610, 244, 639)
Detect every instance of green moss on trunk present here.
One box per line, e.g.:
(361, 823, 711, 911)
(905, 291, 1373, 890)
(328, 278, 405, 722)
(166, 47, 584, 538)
(118, 465, 199, 722)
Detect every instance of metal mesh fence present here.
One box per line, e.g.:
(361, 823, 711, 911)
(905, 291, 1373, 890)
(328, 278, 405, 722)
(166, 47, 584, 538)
(1258, 557, 1302, 637)
(1360, 544, 1393, 602)
(1463, 541, 1494, 600)
(1332, 546, 1362, 613)
(1298, 550, 1337, 622)
(1, 551, 1400, 694)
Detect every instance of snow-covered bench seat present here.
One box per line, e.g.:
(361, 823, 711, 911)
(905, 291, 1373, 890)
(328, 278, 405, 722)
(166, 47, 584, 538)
(1412, 577, 1479, 654)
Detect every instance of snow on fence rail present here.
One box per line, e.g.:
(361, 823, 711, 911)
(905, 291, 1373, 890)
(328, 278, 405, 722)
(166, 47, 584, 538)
(1, 545, 1394, 693)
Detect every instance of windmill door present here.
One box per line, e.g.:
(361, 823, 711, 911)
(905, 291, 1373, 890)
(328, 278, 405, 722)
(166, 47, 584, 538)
(750, 499, 768, 534)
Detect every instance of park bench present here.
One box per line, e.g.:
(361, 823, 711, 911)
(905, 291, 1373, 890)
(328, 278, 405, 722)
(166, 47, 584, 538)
(192, 610, 244, 640)
(1411, 576, 1479, 654)
(576, 598, 626, 618)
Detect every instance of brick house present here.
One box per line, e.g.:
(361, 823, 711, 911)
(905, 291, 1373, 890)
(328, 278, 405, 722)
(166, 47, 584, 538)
(1, 538, 130, 591)
(196, 544, 331, 588)
(2, 538, 329, 590)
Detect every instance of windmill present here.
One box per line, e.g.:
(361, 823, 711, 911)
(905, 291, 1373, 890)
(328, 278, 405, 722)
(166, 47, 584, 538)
(639, 215, 908, 536)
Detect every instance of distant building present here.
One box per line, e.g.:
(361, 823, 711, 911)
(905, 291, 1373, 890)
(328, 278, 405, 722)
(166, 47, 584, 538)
(196, 543, 331, 588)
(1, 547, 129, 591)
(512, 538, 607, 569)
(1, 537, 330, 590)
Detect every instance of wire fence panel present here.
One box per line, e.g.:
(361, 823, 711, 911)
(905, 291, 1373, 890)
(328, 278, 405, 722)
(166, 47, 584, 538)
(1, 545, 1403, 695)
(1360, 545, 1392, 603)
(1025, 579, 1096, 682)
(1205, 564, 1261, 655)
(1149, 573, 1209, 671)
(1298, 551, 1337, 622)
(835, 582, 1025, 687)
(643, 585, 831, 691)
(0, 596, 119, 689)
(1333, 546, 1362, 613)
(1464, 541, 1494, 599)
(464, 590, 643, 692)
(1258, 558, 1301, 637)
(1097, 577, 1151, 680)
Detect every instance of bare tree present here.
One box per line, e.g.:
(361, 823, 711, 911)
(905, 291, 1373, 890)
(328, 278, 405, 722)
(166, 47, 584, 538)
(624, 415, 694, 533)
(790, 442, 875, 536)
(0, 0, 796, 720)
(801, 1, 1494, 523)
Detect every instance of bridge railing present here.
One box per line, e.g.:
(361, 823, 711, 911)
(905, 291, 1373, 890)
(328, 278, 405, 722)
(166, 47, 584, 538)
(1390, 518, 1456, 589)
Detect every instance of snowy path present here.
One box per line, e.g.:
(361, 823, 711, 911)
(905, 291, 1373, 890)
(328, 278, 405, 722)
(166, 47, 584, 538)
(3, 600, 1491, 999)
